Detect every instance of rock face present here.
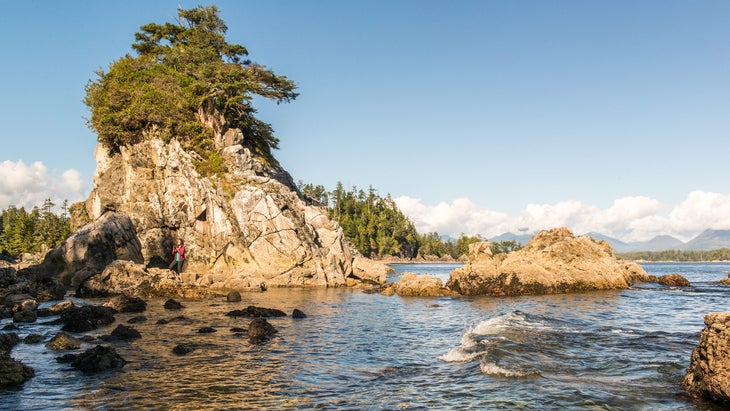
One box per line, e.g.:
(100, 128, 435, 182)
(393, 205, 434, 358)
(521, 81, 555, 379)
(48, 130, 388, 291)
(683, 312, 730, 406)
(447, 228, 647, 296)
(657, 273, 691, 287)
(391, 272, 455, 297)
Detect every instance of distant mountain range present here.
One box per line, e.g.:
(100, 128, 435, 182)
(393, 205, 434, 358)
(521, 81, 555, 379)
(489, 229, 730, 253)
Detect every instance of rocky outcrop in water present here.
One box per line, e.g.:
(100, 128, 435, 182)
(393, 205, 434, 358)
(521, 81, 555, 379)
(683, 312, 730, 406)
(447, 228, 649, 296)
(657, 273, 690, 287)
(248, 318, 277, 342)
(383, 272, 456, 297)
(71, 345, 126, 373)
(46, 131, 389, 294)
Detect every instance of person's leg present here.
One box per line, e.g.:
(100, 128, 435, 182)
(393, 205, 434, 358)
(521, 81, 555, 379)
(169, 259, 177, 271)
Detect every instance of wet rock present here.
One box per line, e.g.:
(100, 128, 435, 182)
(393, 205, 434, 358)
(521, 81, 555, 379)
(226, 291, 241, 302)
(226, 306, 286, 318)
(59, 305, 115, 332)
(230, 327, 246, 333)
(71, 345, 126, 373)
(46, 332, 82, 351)
(393, 272, 455, 297)
(80, 336, 96, 343)
(248, 318, 277, 342)
(157, 316, 191, 325)
(292, 309, 307, 319)
(197, 327, 216, 334)
(37, 300, 76, 317)
(0, 333, 20, 354)
(658, 273, 690, 287)
(127, 315, 147, 324)
(104, 294, 147, 313)
(56, 353, 77, 363)
(0, 354, 35, 387)
(164, 299, 183, 310)
(23, 334, 44, 344)
(683, 312, 730, 406)
(1, 324, 19, 331)
(110, 324, 141, 341)
(13, 309, 37, 323)
(2, 294, 38, 314)
(172, 343, 194, 355)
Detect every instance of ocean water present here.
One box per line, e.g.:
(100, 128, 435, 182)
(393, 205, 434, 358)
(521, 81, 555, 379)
(1, 262, 729, 410)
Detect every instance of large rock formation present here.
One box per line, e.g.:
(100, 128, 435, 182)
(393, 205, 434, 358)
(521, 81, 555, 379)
(683, 312, 730, 406)
(446, 227, 648, 296)
(35, 122, 388, 292)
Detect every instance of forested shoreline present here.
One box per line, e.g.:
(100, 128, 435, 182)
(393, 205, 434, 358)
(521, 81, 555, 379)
(0, 199, 70, 258)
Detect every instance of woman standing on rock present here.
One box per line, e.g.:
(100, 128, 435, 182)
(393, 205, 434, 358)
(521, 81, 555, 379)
(169, 239, 185, 275)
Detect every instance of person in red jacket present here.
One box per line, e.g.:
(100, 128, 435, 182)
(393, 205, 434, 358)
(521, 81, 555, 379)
(169, 238, 186, 274)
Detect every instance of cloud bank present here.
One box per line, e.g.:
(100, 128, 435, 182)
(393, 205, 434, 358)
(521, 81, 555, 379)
(395, 191, 730, 243)
(0, 160, 87, 211)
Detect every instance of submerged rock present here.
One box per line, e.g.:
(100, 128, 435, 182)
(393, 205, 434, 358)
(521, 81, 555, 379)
(0, 354, 35, 387)
(164, 299, 184, 310)
(447, 228, 647, 296)
(683, 312, 730, 406)
(172, 343, 195, 356)
(248, 318, 277, 342)
(71, 345, 126, 373)
(226, 306, 286, 318)
(23, 334, 44, 344)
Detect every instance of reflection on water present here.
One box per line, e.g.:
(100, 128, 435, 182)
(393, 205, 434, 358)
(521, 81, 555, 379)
(1, 263, 729, 410)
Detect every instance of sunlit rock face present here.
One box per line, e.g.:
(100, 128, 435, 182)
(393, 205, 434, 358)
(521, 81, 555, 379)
(683, 312, 730, 406)
(447, 227, 648, 296)
(52, 123, 389, 291)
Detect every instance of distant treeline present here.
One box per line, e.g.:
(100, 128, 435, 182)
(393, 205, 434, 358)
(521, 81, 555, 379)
(618, 248, 730, 262)
(298, 181, 521, 260)
(0, 199, 71, 258)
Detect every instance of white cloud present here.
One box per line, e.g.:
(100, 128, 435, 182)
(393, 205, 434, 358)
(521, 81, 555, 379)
(395, 191, 730, 243)
(0, 160, 87, 211)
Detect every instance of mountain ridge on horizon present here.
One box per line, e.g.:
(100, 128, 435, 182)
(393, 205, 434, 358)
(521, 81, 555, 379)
(488, 229, 730, 253)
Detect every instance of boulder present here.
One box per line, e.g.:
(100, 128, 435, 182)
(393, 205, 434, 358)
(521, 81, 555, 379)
(393, 272, 456, 297)
(25, 212, 144, 288)
(683, 312, 730, 406)
(104, 294, 147, 313)
(172, 343, 194, 355)
(0, 333, 20, 355)
(2, 294, 38, 314)
(248, 318, 277, 342)
(46, 332, 82, 351)
(77, 260, 209, 299)
(164, 299, 183, 310)
(0, 354, 35, 387)
(226, 306, 286, 318)
(58, 305, 116, 333)
(12, 309, 37, 323)
(197, 327, 216, 334)
(71, 345, 126, 373)
(226, 291, 242, 302)
(23, 334, 44, 344)
(127, 316, 147, 324)
(657, 273, 691, 287)
(110, 324, 141, 341)
(37, 300, 75, 317)
(446, 228, 647, 296)
(292, 309, 307, 319)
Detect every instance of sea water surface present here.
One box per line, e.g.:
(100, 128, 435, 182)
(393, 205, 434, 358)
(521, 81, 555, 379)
(1, 262, 730, 410)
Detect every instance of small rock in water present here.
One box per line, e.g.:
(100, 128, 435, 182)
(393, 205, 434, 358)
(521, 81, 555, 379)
(13, 309, 37, 323)
(1, 324, 19, 331)
(46, 332, 81, 351)
(226, 291, 241, 302)
(127, 315, 147, 324)
(0, 354, 35, 387)
(55, 354, 77, 364)
(104, 295, 147, 313)
(197, 327, 216, 334)
(71, 345, 126, 373)
(226, 306, 286, 318)
(110, 324, 141, 341)
(292, 309, 307, 319)
(0, 333, 20, 354)
(23, 334, 44, 344)
(248, 318, 277, 343)
(164, 299, 184, 310)
(230, 327, 246, 333)
(172, 344, 195, 356)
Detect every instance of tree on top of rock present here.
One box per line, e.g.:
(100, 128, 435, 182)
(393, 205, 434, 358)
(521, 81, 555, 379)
(84, 5, 297, 165)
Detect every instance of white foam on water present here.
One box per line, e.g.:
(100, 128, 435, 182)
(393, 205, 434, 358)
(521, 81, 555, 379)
(479, 361, 532, 378)
(438, 347, 482, 363)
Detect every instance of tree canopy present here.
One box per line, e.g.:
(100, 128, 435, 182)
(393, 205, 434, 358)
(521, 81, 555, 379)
(0, 199, 71, 257)
(85, 5, 297, 162)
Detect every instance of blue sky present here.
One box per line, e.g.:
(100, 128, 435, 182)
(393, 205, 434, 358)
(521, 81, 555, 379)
(1, 1, 729, 242)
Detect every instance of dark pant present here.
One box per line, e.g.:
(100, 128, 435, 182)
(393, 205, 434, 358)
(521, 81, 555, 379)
(169, 260, 183, 273)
